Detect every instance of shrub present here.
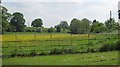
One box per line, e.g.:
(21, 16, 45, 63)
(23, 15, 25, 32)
(99, 42, 118, 52)
(10, 48, 18, 57)
(25, 27, 35, 32)
(30, 50, 37, 56)
(40, 51, 50, 56)
(36, 27, 42, 32)
(50, 48, 76, 55)
(63, 48, 76, 54)
(50, 48, 63, 54)
(117, 41, 120, 50)
(56, 26, 61, 32)
(99, 43, 109, 52)
(48, 27, 54, 33)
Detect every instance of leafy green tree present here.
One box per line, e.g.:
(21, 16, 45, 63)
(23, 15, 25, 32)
(31, 18, 43, 32)
(105, 18, 118, 32)
(90, 19, 99, 33)
(55, 21, 68, 32)
(1, 6, 11, 33)
(70, 18, 91, 34)
(7, 23, 16, 32)
(90, 19, 107, 33)
(113, 22, 120, 30)
(70, 18, 81, 34)
(31, 18, 43, 28)
(59, 21, 68, 29)
(81, 18, 91, 33)
(10, 12, 26, 32)
(56, 26, 61, 32)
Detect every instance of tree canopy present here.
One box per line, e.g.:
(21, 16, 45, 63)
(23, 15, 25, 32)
(1, 6, 11, 33)
(31, 18, 43, 28)
(59, 21, 69, 29)
(10, 12, 26, 32)
(105, 18, 119, 32)
(70, 18, 91, 34)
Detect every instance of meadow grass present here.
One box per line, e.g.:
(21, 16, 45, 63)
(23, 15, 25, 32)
(2, 51, 118, 65)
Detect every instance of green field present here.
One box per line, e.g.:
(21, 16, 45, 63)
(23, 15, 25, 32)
(3, 51, 118, 65)
(1, 32, 119, 65)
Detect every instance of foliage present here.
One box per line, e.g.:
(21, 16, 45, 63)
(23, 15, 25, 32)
(99, 42, 118, 52)
(10, 12, 26, 32)
(70, 18, 81, 34)
(56, 26, 61, 32)
(105, 18, 119, 32)
(50, 48, 76, 54)
(59, 21, 68, 29)
(90, 19, 107, 33)
(48, 27, 54, 33)
(70, 18, 91, 34)
(1, 6, 11, 33)
(81, 18, 91, 33)
(36, 27, 42, 32)
(31, 18, 43, 28)
(25, 27, 35, 32)
(55, 21, 68, 29)
(42, 28, 49, 32)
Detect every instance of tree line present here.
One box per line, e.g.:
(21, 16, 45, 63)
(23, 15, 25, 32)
(1, 6, 120, 34)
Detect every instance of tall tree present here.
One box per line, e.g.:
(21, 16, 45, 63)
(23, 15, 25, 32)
(10, 12, 26, 32)
(59, 21, 68, 29)
(1, 6, 11, 33)
(56, 26, 61, 32)
(90, 19, 99, 33)
(90, 19, 107, 33)
(70, 18, 81, 34)
(31, 18, 43, 28)
(105, 18, 117, 32)
(81, 18, 91, 33)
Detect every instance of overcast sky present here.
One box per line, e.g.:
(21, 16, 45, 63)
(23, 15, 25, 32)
(1, 0, 119, 28)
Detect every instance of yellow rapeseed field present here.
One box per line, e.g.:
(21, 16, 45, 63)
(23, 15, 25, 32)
(2, 34, 97, 42)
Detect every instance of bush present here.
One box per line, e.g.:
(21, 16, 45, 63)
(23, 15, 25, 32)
(99, 42, 118, 52)
(63, 48, 74, 54)
(30, 50, 37, 56)
(39, 51, 50, 56)
(50, 48, 63, 54)
(48, 27, 54, 33)
(117, 41, 120, 50)
(50, 48, 76, 55)
(25, 27, 35, 32)
(56, 26, 61, 32)
(36, 27, 42, 32)
(10, 48, 18, 57)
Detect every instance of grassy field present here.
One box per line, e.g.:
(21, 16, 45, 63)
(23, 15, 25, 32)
(1, 32, 119, 65)
(3, 51, 118, 65)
